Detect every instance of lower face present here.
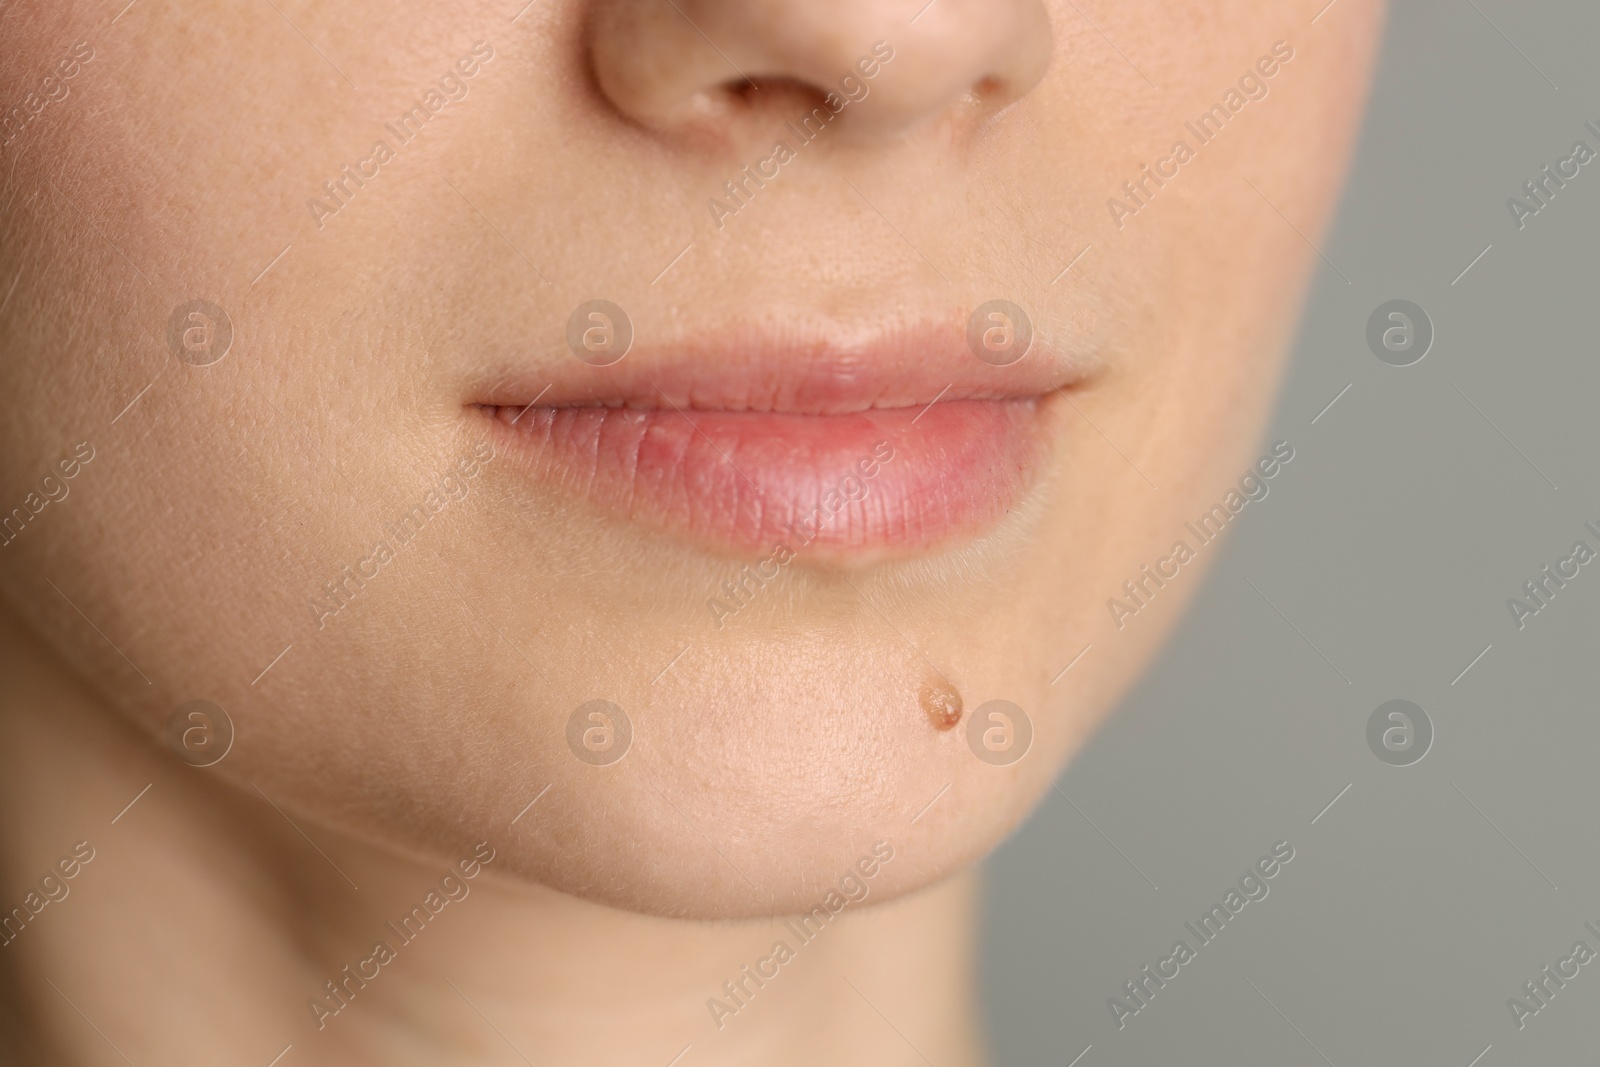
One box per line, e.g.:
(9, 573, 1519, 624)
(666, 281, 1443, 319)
(0, 0, 1381, 916)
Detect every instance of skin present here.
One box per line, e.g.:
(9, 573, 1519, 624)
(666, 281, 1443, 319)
(0, 0, 1382, 1062)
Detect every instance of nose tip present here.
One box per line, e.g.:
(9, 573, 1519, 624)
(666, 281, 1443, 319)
(586, 0, 1053, 141)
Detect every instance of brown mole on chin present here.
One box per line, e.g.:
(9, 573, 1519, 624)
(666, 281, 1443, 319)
(920, 679, 963, 731)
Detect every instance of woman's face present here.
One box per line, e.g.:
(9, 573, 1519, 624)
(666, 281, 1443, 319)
(0, 0, 1380, 916)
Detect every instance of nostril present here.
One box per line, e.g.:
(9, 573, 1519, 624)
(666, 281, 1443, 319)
(714, 75, 830, 119)
(960, 75, 1011, 112)
(679, 75, 830, 132)
(670, 74, 838, 135)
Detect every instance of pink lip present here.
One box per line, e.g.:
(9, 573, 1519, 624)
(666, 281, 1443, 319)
(473, 318, 1086, 559)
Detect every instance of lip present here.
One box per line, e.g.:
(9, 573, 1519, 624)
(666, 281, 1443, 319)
(472, 318, 1087, 559)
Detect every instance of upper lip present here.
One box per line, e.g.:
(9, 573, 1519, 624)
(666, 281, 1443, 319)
(471, 314, 1095, 415)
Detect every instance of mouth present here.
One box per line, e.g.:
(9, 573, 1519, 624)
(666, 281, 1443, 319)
(472, 316, 1088, 560)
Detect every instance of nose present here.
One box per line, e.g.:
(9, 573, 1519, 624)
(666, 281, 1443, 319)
(585, 0, 1053, 140)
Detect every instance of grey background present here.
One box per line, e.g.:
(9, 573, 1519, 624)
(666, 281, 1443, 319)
(981, 1, 1600, 1064)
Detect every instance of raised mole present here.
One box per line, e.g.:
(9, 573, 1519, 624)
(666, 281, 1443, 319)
(920, 679, 963, 731)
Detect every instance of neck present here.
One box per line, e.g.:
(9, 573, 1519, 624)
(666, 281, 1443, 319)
(0, 609, 986, 1066)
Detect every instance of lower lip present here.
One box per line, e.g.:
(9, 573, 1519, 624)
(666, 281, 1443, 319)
(480, 398, 1049, 558)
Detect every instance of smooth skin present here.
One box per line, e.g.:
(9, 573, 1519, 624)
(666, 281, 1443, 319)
(0, 1, 1382, 1063)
